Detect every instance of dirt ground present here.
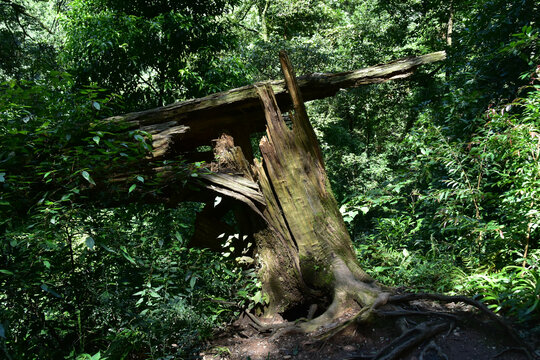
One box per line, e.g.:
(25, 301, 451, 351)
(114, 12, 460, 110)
(201, 300, 539, 360)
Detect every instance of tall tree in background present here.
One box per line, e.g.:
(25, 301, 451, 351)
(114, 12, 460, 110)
(62, 0, 246, 109)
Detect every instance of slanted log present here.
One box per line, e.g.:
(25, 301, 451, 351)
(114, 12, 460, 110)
(105, 51, 446, 159)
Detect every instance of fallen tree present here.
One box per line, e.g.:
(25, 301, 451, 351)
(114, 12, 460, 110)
(73, 52, 446, 207)
(106, 51, 446, 160)
(88, 50, 450, 322)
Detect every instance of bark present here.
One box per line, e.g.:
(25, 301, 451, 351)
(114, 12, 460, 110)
(258, 0, 270, 42)
(206, 53, 390, 324)
(104, 51, 445, 159)
(252, 82, 385, 323)
(206, 133, 310, 314)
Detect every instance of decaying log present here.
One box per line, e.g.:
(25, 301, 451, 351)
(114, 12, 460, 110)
(105, 51, 446, 158)
(13, 52, 446, 216)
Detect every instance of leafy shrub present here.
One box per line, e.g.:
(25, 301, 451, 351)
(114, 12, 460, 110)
(355, 238, 458, 293)
(455, 250, 539, 321)
(0, 73, 255, 359)
(347, 25, 540, 324)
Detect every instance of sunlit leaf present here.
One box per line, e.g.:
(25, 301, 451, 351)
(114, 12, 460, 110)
(85, 237, 95, 250)
(120, 247, 136, 265)
(251, 291, 262, 304)
(81, 171, 96, 185)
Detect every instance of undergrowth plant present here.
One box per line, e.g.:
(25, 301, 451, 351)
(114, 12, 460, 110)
(348, 25, 539, 323)
(0, 74, 259, 359)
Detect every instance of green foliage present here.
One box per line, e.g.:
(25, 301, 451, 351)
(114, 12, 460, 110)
(349, 81, 540, 319)
(340, 22, 540, 321)
(0, 0, 61, 81)
(0, 2, 265, 359)
(0, 63, 261, 358)
(356, 241, 458, 293)
(441, 1, 538, 136)
(455, 250, 540, 321)
(0, 72, 160, 225)
(0, 202, 255, 359)
(61, 0, 249, 109)
(2, 0, 540, 357)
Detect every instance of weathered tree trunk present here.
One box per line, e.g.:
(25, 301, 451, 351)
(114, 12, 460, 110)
(215, 52, 389, 326)
(447, 1, 454, 47)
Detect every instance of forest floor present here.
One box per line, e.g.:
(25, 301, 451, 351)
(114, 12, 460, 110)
(201, 299, 538, 360)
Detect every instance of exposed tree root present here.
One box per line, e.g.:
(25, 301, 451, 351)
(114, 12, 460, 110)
(244, 310, 293, 333)
(419, 340, 448, 360)
(342, 321, 450, 360)
(388, 292, 538, 359)
(314, 305, 374, 341)
(243, 277, 389, 339)
(375, 309, 460, 321)
(243, 256, 538, 360)
(296, 258, 391, 334)
(242, 288, 539, 360)
(372, 321, 450, 360)
(307, 304, 318, 320)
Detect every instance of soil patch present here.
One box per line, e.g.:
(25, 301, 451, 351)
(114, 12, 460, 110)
(201, 300, 538, 360)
